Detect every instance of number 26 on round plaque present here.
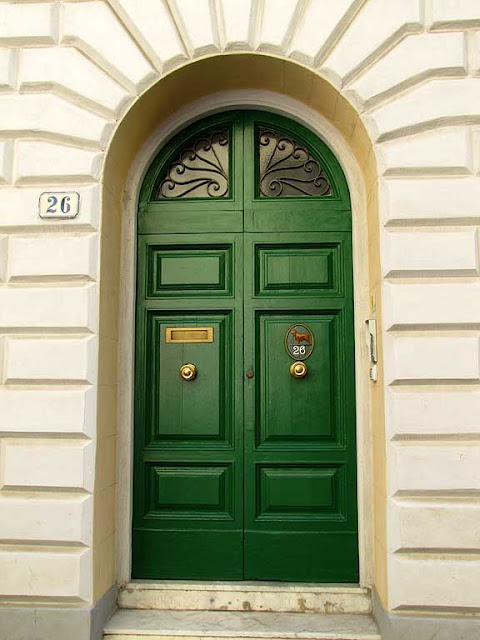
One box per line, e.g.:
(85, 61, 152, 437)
(285, 324, 314, 361)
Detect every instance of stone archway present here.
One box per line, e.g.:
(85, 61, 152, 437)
(99, 53, 382, 598)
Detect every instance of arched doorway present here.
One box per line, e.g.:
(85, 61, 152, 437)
(132, 110, 358, 582)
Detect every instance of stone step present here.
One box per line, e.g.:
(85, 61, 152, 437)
(119, 582, 371, 615)
(104, 609, 382, 640)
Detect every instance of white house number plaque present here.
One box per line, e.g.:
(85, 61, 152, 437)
(39, 192, 80, 219)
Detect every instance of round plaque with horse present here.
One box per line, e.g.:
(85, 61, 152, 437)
(285, 324, 314, 361)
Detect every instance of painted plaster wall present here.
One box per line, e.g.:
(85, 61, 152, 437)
(0, 0, 478, 621)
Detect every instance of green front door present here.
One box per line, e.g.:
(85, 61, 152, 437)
(132, 111, 358, 582)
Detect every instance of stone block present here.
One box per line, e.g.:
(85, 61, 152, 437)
(389, 499, 480, 552)
(377, 128, 473, 176)
(0, 285, 98, 331)
(322, 0, 422, 83)
(109, 0, 186, 69)
(61, 1, 155, 92)
(390, 442, 480, 493)
(382, 230, 478, 275)
(14, 140, 103, 184)
(257, 0, 300, 54)
(0, 94, 112, 147)
(4, 336, 96, 384)
(471, 31, 480, 77)
(368, 78, 480, 142)
(429, 0, 480, 30)
(20, 47, 130, 116)
(14, 140, 102, 184)
(0, 2, 56, 45)
(0, 48, 15, 90)
(169, 0, 219, 56)
(383, 282, 480, 329)
(0, 606, 91, 640)
(0, 388, 95, 437)
(1, 439, 94, 491)
(222, 0, 253, 51)
(289, 0, 363, 66)
(387, 388, 480, 437)
(348, 32, 466, 107)
(381, 176, 480, 224)
(0, 140, 12, 184)
(8, 233, 98, 281)
(0, 185, 100, 231)
(0, 494, 93, 546)
(386, 335, 480, 383)
(0, 547, 91, 602)
(389, 554, 480, 610)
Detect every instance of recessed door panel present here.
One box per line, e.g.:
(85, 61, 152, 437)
(146, 243, 232, 297)
(257, 313, 341, 447)
(145, 463, 234, 520)
(256, 243, 343, 296)
(256, 464, 345, 519)
(146, 312, 233, 447)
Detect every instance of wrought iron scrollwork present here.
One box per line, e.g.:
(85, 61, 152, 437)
(158, 130, 229, 199)
(259, 128, 332, 197)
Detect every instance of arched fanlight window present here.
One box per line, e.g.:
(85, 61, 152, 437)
(155, 120, 334, 201)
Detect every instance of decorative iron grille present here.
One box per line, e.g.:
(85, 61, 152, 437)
(158, 130, 229, 198)
(259, 128, 332, 197)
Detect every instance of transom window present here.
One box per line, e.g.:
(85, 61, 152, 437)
(154, 117, 334, 201)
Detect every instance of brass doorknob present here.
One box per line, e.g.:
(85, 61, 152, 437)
(290, 361, 307, 378)
(180, 363, 197, 381)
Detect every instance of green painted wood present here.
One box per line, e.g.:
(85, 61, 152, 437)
(243, 111, 351, 233)
(133, 111, 358, 582)
(243, 232, 358, 582)
(132, 233, 244, 580)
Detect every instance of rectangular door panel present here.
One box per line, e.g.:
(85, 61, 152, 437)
(146, 243, 233, 297)
(256, 312, 344, 448)
(144, 463, 234, 520)
(255, 242, 343, 297)
(146, 312, 233, 448)
(139, 208, 244, 235)
(245, 207, 352, 233)
(256, 464, 346, 520)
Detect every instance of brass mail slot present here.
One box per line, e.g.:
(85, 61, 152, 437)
(166, 327, 214, 343)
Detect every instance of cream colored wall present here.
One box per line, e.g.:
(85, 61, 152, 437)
(0, 0, 479, 619)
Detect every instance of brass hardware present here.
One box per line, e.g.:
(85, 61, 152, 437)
(290, 361, 307, 378)
(180, 363, 197, 381)
(166, 327, 213, 343)
(246, 370, 254, 379)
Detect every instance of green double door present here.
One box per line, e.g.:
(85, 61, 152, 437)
(133, 111, 358, 582)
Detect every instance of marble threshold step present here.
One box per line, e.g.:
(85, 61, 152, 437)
(104, 609, 382, 640)
(119, 582, 371, 615)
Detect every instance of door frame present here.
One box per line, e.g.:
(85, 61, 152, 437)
(115, 90, 374, 588)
